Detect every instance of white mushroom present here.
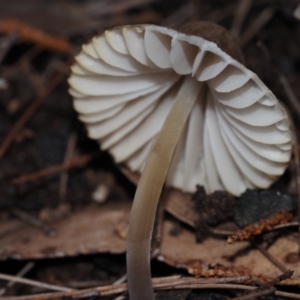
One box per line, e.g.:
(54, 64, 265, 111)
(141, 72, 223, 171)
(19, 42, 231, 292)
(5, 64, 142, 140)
(294, 3, 300, 20)
(68, 21, 292, 300)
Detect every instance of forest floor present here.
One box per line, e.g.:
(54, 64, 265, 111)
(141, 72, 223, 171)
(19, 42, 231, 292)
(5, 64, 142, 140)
(0, 0, 300, 299)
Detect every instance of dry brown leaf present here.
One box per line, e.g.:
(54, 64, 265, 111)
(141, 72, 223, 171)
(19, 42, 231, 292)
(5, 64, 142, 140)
(164, 189, 197, 227)
(159, 220, 300, 280)
(0, 200, 131, 260)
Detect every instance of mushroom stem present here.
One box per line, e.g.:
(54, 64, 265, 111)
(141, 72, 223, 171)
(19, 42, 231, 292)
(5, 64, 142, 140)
(127, 76, 203, 300)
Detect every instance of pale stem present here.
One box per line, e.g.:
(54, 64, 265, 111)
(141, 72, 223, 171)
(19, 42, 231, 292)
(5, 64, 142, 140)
(126, 76, 203, 300)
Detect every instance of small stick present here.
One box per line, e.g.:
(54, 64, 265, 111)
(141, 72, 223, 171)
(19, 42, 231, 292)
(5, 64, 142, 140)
(0, 262, 35, 296)
(188, 264, 253, 283)
(161, 3, 193, 27)
(256, 270, 293, 290)
(113, 296, 126, 300)
(0, 272, 73, 293)
(239, 6, 275, 47)
(277, 277, 300, 286)
(271, 222, 299, 230)
(112, 274, 127, 286)
(2, 276, 300, 300)
(12, 154, 92, 185)
(227, 211, 293, 244)
(11, 209, 55, 236)
(59, 133, 77, 200)
(233, 270, 293, 300)
(0, 62, 71, 160)
(232, 287, 276, 300)
(230, 0, 253, 37)
(0, 276, 251, 300)
(252, 241, 287, 273)
(0, 19, 72, 54)
(211, 221, 299, 237)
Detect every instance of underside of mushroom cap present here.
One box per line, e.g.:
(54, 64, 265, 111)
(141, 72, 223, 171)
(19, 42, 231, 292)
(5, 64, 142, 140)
(68, 22, 292, 197)
(177, 21, 244, 63)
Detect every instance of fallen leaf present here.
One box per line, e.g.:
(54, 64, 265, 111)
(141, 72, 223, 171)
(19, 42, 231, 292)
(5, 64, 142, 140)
(0, 199, 131, 260)
(159, 219, 300, 280)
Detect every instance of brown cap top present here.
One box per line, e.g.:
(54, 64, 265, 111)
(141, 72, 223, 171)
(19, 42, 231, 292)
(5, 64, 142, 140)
(177, 21, 244, 64)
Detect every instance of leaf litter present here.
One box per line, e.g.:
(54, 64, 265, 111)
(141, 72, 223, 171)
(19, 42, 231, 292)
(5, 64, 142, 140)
(0, 0, 300, 298)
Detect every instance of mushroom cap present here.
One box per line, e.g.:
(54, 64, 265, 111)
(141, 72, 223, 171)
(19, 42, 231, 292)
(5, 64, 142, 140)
(294, 3, 300, 20)
(68, 22, 292, 196)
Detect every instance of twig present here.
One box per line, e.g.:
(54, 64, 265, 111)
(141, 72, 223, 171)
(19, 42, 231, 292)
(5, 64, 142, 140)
(230, 0, 253, 37)
(239, 6, 275, 47)
(0, 273, 73, 293)
(113, 296, 126, 300)
(276, 291, 300, 299)
(272, 221, 299, 230)
(0, 263, 35, 296)
(188, 264, 252, 283)
(278, 277, 300, 285)
(112, 274, 128, 285)
(2, 276, 300, 300)
(161, 3, 193, 27)
(0, 19, 72, 54)
(0, 61, 72, 160)
(211, 221, 299, 237)
(59, 133, 77, 200)
(252, 241, 287, 273)
(0, 276, 251, 300)
(12, 154, 92, 185)
(256, 270, 293, 290)
(203, 3, 237, 23)
(227, 211, 293, 244)
(210, 228, 236, 236)
(11, 209, 55, 236)
(232, 287, 276, 300)
(232, 270, 294, 300)
(227, 211, 293, 273)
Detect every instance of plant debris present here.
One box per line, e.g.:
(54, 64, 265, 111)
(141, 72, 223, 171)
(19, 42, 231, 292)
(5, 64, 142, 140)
(159, 219, 300, 281)
(0, 19, 72, 53)
(188, 263, 254, 284)
(228, 211, 294, 245)
(192, 185, 235, 241)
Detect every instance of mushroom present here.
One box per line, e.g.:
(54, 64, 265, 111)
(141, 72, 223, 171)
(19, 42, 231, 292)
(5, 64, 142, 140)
(68, 21, 292, 300)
